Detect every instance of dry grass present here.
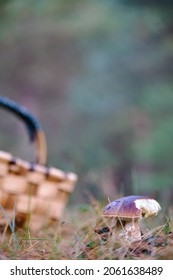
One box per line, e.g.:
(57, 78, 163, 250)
(0, 201, 173, 260)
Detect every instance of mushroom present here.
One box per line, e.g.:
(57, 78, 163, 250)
(102, 195, 161, 243)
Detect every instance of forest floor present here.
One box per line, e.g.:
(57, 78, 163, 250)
(0, 200, 173, 260)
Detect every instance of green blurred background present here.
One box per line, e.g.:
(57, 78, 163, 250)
(0, 0, 173, 209)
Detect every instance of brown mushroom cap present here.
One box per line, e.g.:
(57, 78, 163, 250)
(102, 195, 161, 220)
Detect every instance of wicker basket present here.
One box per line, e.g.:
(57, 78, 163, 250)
(0, 97, 77, 232)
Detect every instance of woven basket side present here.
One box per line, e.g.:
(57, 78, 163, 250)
(0, 151, 77, 231)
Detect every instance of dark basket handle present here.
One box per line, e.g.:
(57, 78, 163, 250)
(0, 97, 47, 165)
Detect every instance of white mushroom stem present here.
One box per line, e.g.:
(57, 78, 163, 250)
(104, 216, 142, 243)
(113, 218, 141, 243)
